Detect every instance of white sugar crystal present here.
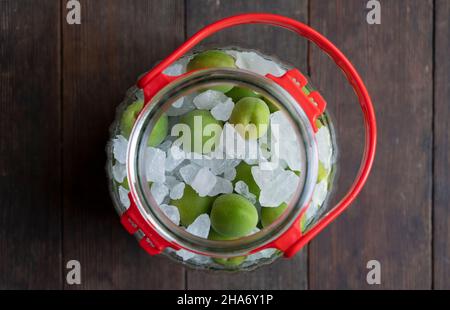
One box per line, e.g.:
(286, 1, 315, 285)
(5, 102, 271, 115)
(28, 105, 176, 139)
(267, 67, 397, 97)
(316, 126, 332, 169)
(134, 89, 144, 101)
(234, 181, 257, 204)
(164, 175, 179, 187)
(223, 166, 237, 181)
(247, 227, 260, 236)
(176, 249, 196, 261)
(312, 180, 328, 207)
(189, 254, 212, 265)
(211, 98, 234, 121)
(158, 139, 173, 152)
(159, 204, 180, 225)
(193, 155, 241, 176)
(252, 166, 299, 207)
(232, 51, 286, 77)
(112, 162, 127, 183)
(193, 90, 229, 110)
(268, 111, 304, 172)
(190, 167, 217, 197)
(166, 94, 195, 116)
(179, 163, 202, 184)
(170, 182, 185, 200)
(208, 177, 233, 196)
(150, 182, 169, 205)
(163, 63, 184, 76)
(214, 123, 260, 160)
(118, 186, 130, 209)
(165, 144, 186, 172)
(145, 147, 166, 183)
(187, 214, 211, 239)
(172, 97, 185, 108)
(113, 135, 128, 164)
(270, 111, 297, 140)
(246, 248, 277, 262)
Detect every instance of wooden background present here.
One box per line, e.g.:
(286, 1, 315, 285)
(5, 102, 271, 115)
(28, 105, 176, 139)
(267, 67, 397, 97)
(0, 0, 448, 289)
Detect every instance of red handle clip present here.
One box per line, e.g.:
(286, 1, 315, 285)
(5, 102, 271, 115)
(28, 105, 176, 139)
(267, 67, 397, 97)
(120, 194, 180, 255)
(267, 69, 326, 132)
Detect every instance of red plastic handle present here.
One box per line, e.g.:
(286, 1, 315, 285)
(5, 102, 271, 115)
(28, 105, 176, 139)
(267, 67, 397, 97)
(131, 13, 376, 257)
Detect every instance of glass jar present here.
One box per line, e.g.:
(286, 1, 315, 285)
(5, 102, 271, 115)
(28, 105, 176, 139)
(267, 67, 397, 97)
(106, 47, 337, 271)
(105, 13, 376, 272)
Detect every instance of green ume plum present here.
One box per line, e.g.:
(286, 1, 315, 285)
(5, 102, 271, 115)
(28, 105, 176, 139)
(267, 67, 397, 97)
(208, 229, 247, 266)
(170, 185, 216, 226)
(213, 256, 247, 267)
(210, 194, 258, 238)
(120, 99, 168, 146)
(229, 97, 270, 140)
(147, 114, 169, 147)
(120, 100, 144, 138)
(233, 162, 260, 198)
(262, 85, 311, 113)
(262, 97, 279, 113)
(208, 228, 235, 241)
(261, 203, 288, 228)
(180, 110, 223, 154)
(186, 50, 236, 92)
(226, 86, 260, 103)
(317, 161, 329, 183)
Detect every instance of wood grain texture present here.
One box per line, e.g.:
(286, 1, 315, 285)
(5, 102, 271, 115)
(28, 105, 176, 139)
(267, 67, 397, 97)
(0, 1, 62, 289)
(433, 0, 450, 290)
(185, 0, 308, 289)
(62, 0, 186, 289)
(308, 0, 433, 289)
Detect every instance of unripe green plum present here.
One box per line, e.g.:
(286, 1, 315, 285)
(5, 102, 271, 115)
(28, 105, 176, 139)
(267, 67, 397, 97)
(187, 50, 236, 92)
(180, 110, 223, 154)
(262, 97, 279, 113)
(261, 203, 288, 228)
(213, 256, 247, 267)
(229, 97, 270, 140)
(120, 177, 129, 190)
(120, 100, 144, 138)
(300, 213, 308, 232)
(233, 162, 260, 198)
(120, 100, 168, 147)
(226, 86, 260, 103)
(262, 85, 311, 113)
(148, 114, 169, 147)
(210, 194, 258, 238)
(317, 161, 329, 183)
(170, 185, 216, 226)
(208, 228, 235, 241)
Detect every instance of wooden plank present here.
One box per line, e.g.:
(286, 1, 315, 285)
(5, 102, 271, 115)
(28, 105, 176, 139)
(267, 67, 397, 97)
(0, 1, 62, 289)
(433, 0, 450, 290)
(185, 0, 308, 289)
(308, 0, 433, 289)
(62, 0, 186, 289)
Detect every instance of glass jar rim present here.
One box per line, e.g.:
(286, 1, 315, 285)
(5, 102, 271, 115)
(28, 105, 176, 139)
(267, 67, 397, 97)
(127, 68, 318, 257)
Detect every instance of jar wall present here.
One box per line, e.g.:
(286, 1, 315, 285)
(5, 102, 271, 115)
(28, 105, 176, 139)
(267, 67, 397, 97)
(106, 47, 338, 271)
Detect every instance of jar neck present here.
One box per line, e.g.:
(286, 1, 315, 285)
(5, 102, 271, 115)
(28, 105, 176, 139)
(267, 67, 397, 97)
(127, 68, 318, 257)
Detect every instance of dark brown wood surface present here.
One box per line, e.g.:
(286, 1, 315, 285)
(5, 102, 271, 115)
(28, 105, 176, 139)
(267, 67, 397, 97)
(434, 0, 450, 290)
(0, 0, 62, 289)
(62, 0, 186, 289)
(308, 0, 433, 289)
(0, 0, 448, 290)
